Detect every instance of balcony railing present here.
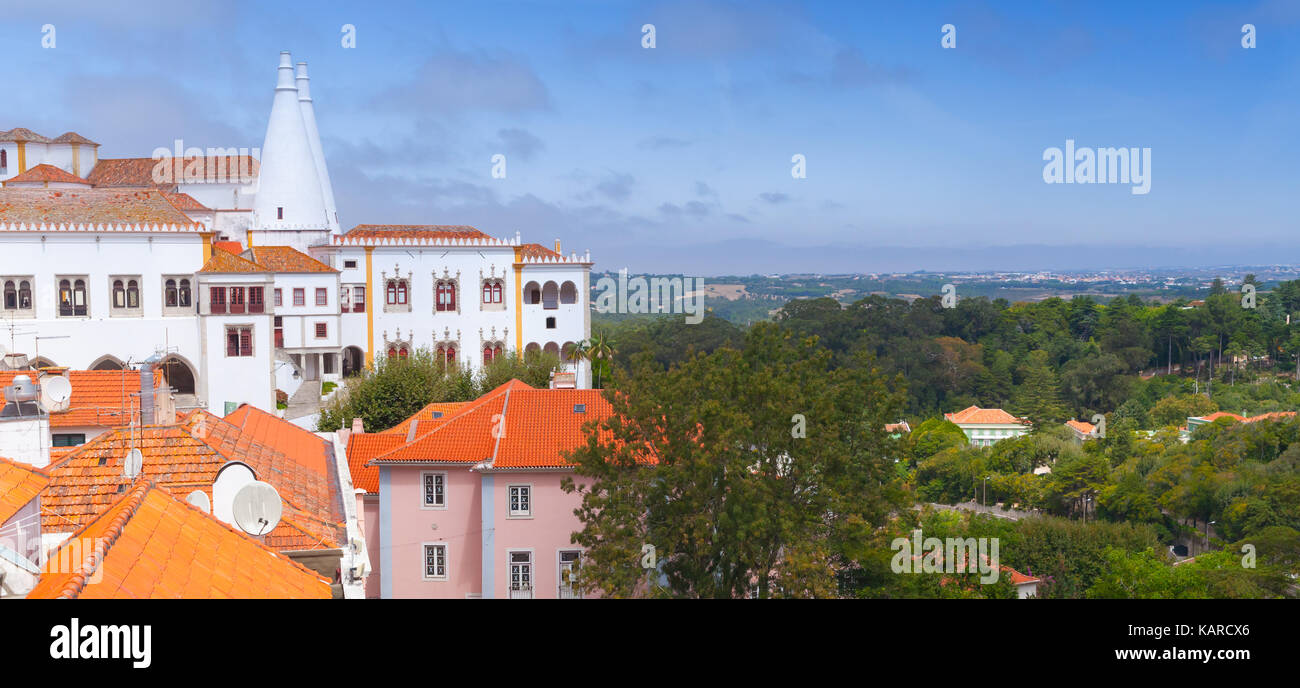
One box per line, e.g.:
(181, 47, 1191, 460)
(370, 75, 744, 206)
(558, 586, 581, 600)
(509, 586, 534, 600)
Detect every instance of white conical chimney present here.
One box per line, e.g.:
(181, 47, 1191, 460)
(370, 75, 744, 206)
(296, 61, 340, 233)
(253, 52, 328, 233)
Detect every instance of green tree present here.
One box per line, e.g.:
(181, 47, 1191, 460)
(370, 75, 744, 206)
(1011, 349, 1067, 430)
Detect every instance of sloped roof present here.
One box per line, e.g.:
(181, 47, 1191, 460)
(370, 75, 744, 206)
(0, 456, 49, 524)
(27, 480, 331, 599)
(0, 370, 151, 429)
(87, 156, 259, 188)
(198, 248, 267, 273)
(52, 132, 99, 145)
(0, 128, 52, 143)
(346, 434, 405, 495)
(41, 410, 344, 551)
(213, 240, 244, 254)
(366, 380, 614, 469)
(1065, 419, 1095, 435)
(945, 406, 1026, 425)
(244, 245, 337, 273)
(161, 190, 210, 212)
(381, 401, 470, 438)
(519, 243, 563, 260)
(1, 164, 90, 186)
(342, 224, 490, 241)
(0, 188, 201, 229)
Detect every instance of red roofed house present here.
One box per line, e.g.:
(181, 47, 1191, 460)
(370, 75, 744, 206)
(1065, 419, 1096, 442)
(944, 406, 1031, 447)
(348, 380, 608, 598)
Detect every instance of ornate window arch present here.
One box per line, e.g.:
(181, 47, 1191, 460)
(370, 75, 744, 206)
(433, 268, 461, 315)
(382, 265, 412, 313)
(560, 281, 577, 304)
(480, 267, 506, 312)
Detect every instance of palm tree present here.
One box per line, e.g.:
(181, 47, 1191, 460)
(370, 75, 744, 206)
(564, 339, 590, 376)
(587, 330, 616, 388)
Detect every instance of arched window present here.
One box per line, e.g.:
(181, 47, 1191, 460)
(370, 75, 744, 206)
(386, 279, 408, 306)
(494, 344, 502, 360)
(127, 280, 139, 309)
(58, 279, 72, 316)
(482, 282, 493, 304)
(493, 282, 503, 303)
(2, 281, 14, 310)
(524, 281, 541, 305)
(17, 280, 30, 309)
(1, 150, 6, 170)
(73, 279, 87, 315)
(179, 279, 191, 307)
(386, 280, 396, 304)
(388, 346, 397, 358)
(165, 279, 178, 307)
(436, 281, 456, 312)
(112, 280, 126, 308)
(399, 346, 409, 359)
(483, 344, 494, 363)
(560, 281, 577, 304)
(542, 281, 559, 309)
(445, 345, 455, 364)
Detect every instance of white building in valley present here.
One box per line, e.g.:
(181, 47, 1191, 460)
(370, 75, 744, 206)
(0, 52, 592, 417)
(944, 406, 1031, 447)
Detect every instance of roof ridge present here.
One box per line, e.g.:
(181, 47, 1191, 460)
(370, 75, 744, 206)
(367, 386, 515, 464)
(0, 454, 52, 477)
(48, 478, 153, 599)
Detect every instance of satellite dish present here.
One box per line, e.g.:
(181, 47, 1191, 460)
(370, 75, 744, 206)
(231, 481, 282, 536)
(186, 490, 211, 513)
(40, 375, 72, 413)
(123, 448, 143, 479)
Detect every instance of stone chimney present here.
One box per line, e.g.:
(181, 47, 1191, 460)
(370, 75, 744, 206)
(352, 417, 364, 434)
(554, 238, 561, 254)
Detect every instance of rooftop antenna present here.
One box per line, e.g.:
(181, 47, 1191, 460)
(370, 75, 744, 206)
(231, 481, 282, 536)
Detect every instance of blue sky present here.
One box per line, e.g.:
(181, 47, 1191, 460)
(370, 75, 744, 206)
(3, 0, 1299, 275)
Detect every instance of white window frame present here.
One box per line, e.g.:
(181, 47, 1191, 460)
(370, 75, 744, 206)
(557, 549, 582, 599)
(109, 274, 143, 317)
(507, 548, 534, 598)
(1, 276, 35, 318)
(421, 471, 447, 510)
(507, 483, 533, 518)
(422, 542, 449, 581)
(161, 274, 194, 316)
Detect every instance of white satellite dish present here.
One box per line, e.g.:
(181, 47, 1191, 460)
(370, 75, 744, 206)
(40, 375, 72, 413)
(231, 480, 282, 536)
(123, 448, 143, 479)
(186, 490, 211, 514)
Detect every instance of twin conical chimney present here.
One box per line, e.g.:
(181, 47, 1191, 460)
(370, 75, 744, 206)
(296, 62, 339, 233)
(253, 52, 329, 235)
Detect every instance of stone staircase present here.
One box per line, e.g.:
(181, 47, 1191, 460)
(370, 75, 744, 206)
(284, 379, 322, 420)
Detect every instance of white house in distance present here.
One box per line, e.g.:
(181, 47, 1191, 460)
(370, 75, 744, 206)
(944, 406, 1031, 447)
(0, 51, 593, 418)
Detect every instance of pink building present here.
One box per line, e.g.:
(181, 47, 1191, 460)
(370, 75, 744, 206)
(346, 380, 609, 598)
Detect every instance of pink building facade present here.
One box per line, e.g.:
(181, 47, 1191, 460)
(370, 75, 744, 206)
(348, 380, 608, 599)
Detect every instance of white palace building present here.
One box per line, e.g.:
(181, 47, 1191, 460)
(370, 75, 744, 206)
(0, 52, 592, 416)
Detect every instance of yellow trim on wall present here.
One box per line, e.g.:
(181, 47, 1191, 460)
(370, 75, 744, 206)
(71, 143, 81, 177)
(513, 247, 524, 353)
(16, 142, 26, 173)
(246, 229, 254, 249)
(365, 247, 375, 369)
(200, 232, 214, 264)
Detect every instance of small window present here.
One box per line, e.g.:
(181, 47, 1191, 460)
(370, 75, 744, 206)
(344, 260, 357, 269)
(276, 207, 283, 220)
(509, 485, 531, 517)
(574, 404, 586, 414)
(423, 543, 447, 580)
(57, 278, 88, 317)
(293, 288, 305, 307)
(315, 322, 327, 338)
(51, 433, 86, 447)
(435, 281, 456, 312)
(316, 288, 328, 306)
(509, 551, 532, 597)
(423, 472, 446, 508)
(274, 288, 283, 307)
(226, 326, 253, 357)
(546, 317, 556, 329)
(179, 279, 192, 308)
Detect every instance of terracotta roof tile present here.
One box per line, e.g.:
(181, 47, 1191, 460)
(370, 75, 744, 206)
(0, 188, 201, 228)
(51, 132, 99, 145)
(40, 410, 344, 551)
(2, 164, 91, 187)
(945, 406, 1026, 425)
(87, 156, 259, 188)
(213, 240, 244, 254)
(1065, 419, 1095, 435)
(519, 243, 562, 260)
(0, 456, 49, 524)
(0, 128, 52, 143)
(244, 245, 338, 273)
(0, 370, 142, 428)
(342, 224, 490, 241)
(161, 190, 210, 212)
(198, 249, 266, 273)
(346, 434, 405, 495)
(27, 481, 331, 599)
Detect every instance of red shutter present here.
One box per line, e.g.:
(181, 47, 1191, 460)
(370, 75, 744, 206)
(239, 328, 252, 356)
(226, 331, 238, 356)
(249, 287, 264, 313)
(210, 287, 226, 314)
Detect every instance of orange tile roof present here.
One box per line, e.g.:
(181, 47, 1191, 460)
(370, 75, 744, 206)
(346, 434, 405, 494)
(213, 240, 244, 254)
(1196, 412, 1244, 423)
(223, 404, 332, 479)
(945, 406, 1026, 425)
(367, 381, 614, 469)
(0, 188, 202, 229)
(161, 190, 210, 212)
(1245, 411, 1297, 423)
(198, 248, 266, 273)
(0, 128, 52, 143)
(244, 245, 338, 273)
(519, 243, 563, 260)
(1, 163, 90, 186)
(0, 456, 49, 524)
(0, 370, 144, 428)
(41, 410, 344, 551)
(27, 480, 331, 599)
(380, 401, 470, 438)
(52, 132, 99, 145)
(87, 156, 259, 188)
(342, 224, 491, 241)
(1065, 419, 1095, 435)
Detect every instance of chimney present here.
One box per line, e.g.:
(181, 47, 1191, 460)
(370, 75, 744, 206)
(253, 52, 329, 235)
(295, 61, 340, 234)
(351, 417, 364, 434)
(140, 367, 155, 425)
(554, 238, 561, 254)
